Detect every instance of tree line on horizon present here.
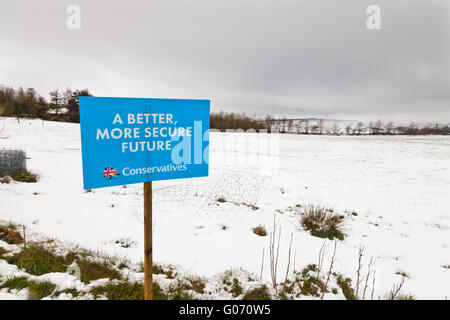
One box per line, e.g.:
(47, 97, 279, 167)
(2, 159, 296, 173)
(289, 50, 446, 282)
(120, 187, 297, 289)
(263, 116, 450, 135)
(0, 85, 448, 135)
(0, 85, 92, 123)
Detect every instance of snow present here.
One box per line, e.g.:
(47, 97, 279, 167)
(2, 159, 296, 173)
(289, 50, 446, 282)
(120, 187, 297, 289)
(0, 288, 28, 300)
(0, 117, 449, 299)
(47, 108, 69, 115)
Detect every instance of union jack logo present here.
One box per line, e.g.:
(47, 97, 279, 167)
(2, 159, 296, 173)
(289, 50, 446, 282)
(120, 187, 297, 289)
(103, 167, 120, 179)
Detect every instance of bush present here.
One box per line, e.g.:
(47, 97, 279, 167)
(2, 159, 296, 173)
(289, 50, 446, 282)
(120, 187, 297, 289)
(298, 205, 345, 240)
(91, 281, 144, 300)
(252, 225, 267, 237)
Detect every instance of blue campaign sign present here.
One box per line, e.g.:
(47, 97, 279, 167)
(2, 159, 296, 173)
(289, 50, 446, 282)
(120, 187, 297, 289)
(79, 96, 210, 189)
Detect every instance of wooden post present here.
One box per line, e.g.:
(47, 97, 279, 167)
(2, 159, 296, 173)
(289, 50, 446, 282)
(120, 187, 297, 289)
(143, 181, 153, 300)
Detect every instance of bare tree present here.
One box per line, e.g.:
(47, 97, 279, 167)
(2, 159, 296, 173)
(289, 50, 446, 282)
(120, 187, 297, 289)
(332, 122, 339, 135)
(355, 121, 364, 135)
(367, 121, 374, 135)
(345, 124, 352, 135)
(286, 119, 293, 134)
(385, 121, 394, 135)
(265, 114, 275, 133)
(406, 122, 418, 135)
(269, 216, 281, 291)
(49, 89, 62, 115)
(294, 121, 303, 134)
(321, 240, 337, 300)
(355, 246, 364, 298)
(387, 276, 406, 300)
(371, 120, 384, 135)
(302, 120, 310, 134)
(318, 119, 325, 135)
(362, 257, 375, 300)
(317, 240, 327, 278)
(279, 117, 287, 133)
(260, 247, 265, 280)
(284, 233, 294, 282)
(433, 123, 441, 135)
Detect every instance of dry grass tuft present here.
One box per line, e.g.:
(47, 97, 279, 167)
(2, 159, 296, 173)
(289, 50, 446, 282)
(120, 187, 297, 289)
(395, 269, 411, 278)
(9, 169, 38, 183)
(298, 205, 345, 240)
(0, 224, 24, 244)
(252, 225, 267, 237)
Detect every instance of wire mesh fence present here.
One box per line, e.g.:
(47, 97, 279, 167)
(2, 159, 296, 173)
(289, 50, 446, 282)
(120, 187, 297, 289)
(0, 149, 26, 176)
(130, 168, 271, 223)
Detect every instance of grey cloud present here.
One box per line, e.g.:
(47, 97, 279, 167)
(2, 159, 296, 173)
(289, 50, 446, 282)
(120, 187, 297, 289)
(0, 0, 449, 122)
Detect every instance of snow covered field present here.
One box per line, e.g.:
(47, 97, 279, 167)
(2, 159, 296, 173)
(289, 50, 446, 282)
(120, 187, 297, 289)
(0, 118, 449, 299)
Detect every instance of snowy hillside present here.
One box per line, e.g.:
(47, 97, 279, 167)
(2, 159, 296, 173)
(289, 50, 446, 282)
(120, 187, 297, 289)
(0, 117, 449, 299)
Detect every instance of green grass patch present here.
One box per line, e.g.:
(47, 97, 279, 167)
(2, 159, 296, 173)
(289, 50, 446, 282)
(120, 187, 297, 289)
(222, 270, 233, 286)
(7, 243, 67, 275)
(153, 281, 169, 300)
(0, 276, 56, 300)
(242, 285, 271, 300)
(153, 281, 195, 300)
(169, 288, 196, 300)
(28, 281, 56, 300)
(167, 276, 205, 296)
(76, 258, 121, 284)
(7, 243, 121, 283)
(90, 280, 197, 300)
(91, 280, 144, 300)
(231, 278, 243, 298)
(0, 276, 29, 291)
(336, 274, 356, 300)
(279, 264, 329, 299)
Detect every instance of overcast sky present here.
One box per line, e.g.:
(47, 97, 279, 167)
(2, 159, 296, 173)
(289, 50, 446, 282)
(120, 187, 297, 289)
(0, 0, 449, 122)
